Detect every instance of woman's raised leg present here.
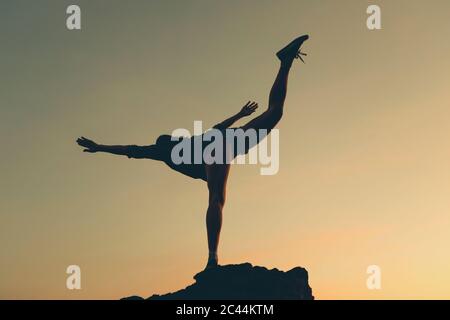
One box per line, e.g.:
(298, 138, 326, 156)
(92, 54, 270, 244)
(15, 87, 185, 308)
(242, 35, 309, 132)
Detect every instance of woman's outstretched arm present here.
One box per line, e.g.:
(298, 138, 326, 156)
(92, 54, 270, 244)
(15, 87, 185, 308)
(76, 136, 163, 160)
(212, 101, 258, 130)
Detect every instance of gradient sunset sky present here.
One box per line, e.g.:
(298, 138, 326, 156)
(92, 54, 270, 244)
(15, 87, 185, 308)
(1, 0, 450, 299)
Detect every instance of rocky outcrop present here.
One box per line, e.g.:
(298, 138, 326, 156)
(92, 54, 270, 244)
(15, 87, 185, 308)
(123, 262, 313, 300)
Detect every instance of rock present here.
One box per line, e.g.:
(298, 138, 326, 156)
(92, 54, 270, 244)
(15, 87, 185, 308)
(121, 295, 145, 300)
(125, 263, 313, 300)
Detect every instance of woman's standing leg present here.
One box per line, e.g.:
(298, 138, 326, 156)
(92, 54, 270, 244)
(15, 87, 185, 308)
(205, 163, 231, 268)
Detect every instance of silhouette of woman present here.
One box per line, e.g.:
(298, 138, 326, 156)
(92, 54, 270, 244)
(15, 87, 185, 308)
(77, 35, 309, 269)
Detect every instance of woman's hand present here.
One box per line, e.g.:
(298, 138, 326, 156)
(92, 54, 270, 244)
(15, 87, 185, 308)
(77, 136, 100, 153)
(239, 101, 258, 117)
